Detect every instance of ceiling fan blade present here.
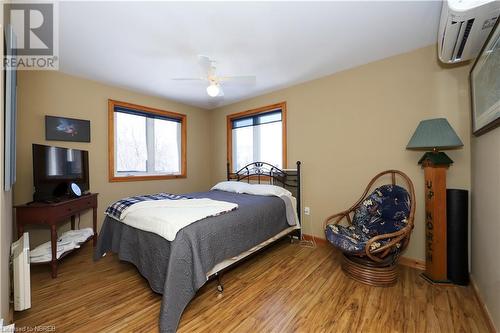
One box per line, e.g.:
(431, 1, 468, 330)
(171, 77, 207, 81)
(219, 75, 256, 83)
(198, 55, 211, 66)
(217, 86, 224, 97)
(198, 55, 214, 75)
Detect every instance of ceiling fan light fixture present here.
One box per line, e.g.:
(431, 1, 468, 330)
(206, 83, 220, 97)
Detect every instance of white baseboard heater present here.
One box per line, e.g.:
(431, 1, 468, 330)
(11, 232, 31, 311)
(0, 318, 15, 332)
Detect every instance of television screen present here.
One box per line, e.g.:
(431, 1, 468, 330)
(32, 144, 89, 201)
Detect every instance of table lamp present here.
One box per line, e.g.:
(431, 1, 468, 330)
(406, 118, 463, 283)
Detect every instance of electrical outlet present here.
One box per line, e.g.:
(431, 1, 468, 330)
(304, 207, 310, 215)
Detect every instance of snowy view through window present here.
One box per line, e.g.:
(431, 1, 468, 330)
(232, 119, 282, 172)
(115, 112, 181, 175)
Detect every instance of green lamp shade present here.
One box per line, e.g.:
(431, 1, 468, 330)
(406, 118, 463, 150)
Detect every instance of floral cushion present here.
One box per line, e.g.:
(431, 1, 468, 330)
(352, 185, 410, 238)
(325, 184, 410, 255)
(325, 224, 368, 254)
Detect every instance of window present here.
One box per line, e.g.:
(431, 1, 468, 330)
(227, 102, 287, 172)
(108, 100, 186, 182)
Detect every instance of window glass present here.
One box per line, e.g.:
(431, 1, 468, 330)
(233, 126, 254, 171)
(259, 121, 282, 168)
(230, 108, 284, 172)
(154, 118, 181, 174)
(109, 100, 186, 181)
(116, 112, 147, 173)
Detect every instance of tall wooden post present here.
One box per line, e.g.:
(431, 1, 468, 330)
(419, 152, 453, 283)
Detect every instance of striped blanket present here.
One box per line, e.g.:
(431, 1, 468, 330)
(105, 193, 190, 221)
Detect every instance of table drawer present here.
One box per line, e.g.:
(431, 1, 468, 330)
(52, 196, 96, 220)
(71, 196, 96, 211)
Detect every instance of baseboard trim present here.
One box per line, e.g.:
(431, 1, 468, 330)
(470, 276, 497, 333)
(302, 233, 328, 246)
(398, 256, 426, 271)
(302, 233, 426, 271)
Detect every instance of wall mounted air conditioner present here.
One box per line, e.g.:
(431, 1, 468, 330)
(438, 0, 500, 63)
(11, 232, 31, 311)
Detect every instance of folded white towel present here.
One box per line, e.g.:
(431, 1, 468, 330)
(30, 241, 78, 262)
(59, 228, 94, 243)
(29, 228, 94, 263)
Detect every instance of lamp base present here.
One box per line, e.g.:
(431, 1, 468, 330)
(420, 154, 451, 283)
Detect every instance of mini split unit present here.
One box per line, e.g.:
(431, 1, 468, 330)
(438, 0, 500, 63)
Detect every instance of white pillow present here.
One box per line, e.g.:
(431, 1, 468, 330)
(211, 181, 293, 197)
(211, 181, 250, 193)
(243, 184, 292, 197)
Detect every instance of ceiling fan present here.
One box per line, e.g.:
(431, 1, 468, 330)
(172, 55, 256, 98)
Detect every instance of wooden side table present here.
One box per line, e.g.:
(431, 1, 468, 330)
(15, 193, 99, 278)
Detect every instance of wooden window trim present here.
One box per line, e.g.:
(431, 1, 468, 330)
(108, 99, 187, 182)
(226, 101, 287, 173)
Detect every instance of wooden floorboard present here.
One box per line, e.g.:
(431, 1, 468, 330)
(15, 241, 490, 332)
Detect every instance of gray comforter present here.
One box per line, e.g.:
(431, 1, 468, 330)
(94, 190, 291, 332)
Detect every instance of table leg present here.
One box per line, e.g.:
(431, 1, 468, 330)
(92, 206, 97, 247)
(50, 224, 58, 278)
(71, 215, 75, 230)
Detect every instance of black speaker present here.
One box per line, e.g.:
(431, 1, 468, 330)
(447, 189, 469, 285)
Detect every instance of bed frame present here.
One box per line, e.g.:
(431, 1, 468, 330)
(226, 161, 302, 227)
(207, 161, 302, 292)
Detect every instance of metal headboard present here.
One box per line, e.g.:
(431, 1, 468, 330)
(227, 161, 302, 223)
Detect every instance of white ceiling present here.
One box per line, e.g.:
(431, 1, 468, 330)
(59, 1, 442, 109)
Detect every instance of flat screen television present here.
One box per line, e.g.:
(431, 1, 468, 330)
(32, 144, 90, 202)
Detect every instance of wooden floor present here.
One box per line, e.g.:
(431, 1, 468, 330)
(15, 240, 490, 332)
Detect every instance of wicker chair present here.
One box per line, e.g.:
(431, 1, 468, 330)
(323, 170, 416, 287)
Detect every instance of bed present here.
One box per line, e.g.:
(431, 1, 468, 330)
(94, 161, 301, 332)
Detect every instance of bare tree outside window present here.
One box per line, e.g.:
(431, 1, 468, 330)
(108, 100, 186, 182)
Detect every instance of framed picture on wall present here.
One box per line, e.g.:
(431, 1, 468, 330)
(470, 20, 500, 136)
(45, 116, 91, 142)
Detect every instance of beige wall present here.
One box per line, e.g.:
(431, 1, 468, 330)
(15, 71, 212, 246)
(1, 3, 14, 321)
(210, 45, 471, 261)
(0, 123, 13, 322)
(471, 129, 500, 330)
